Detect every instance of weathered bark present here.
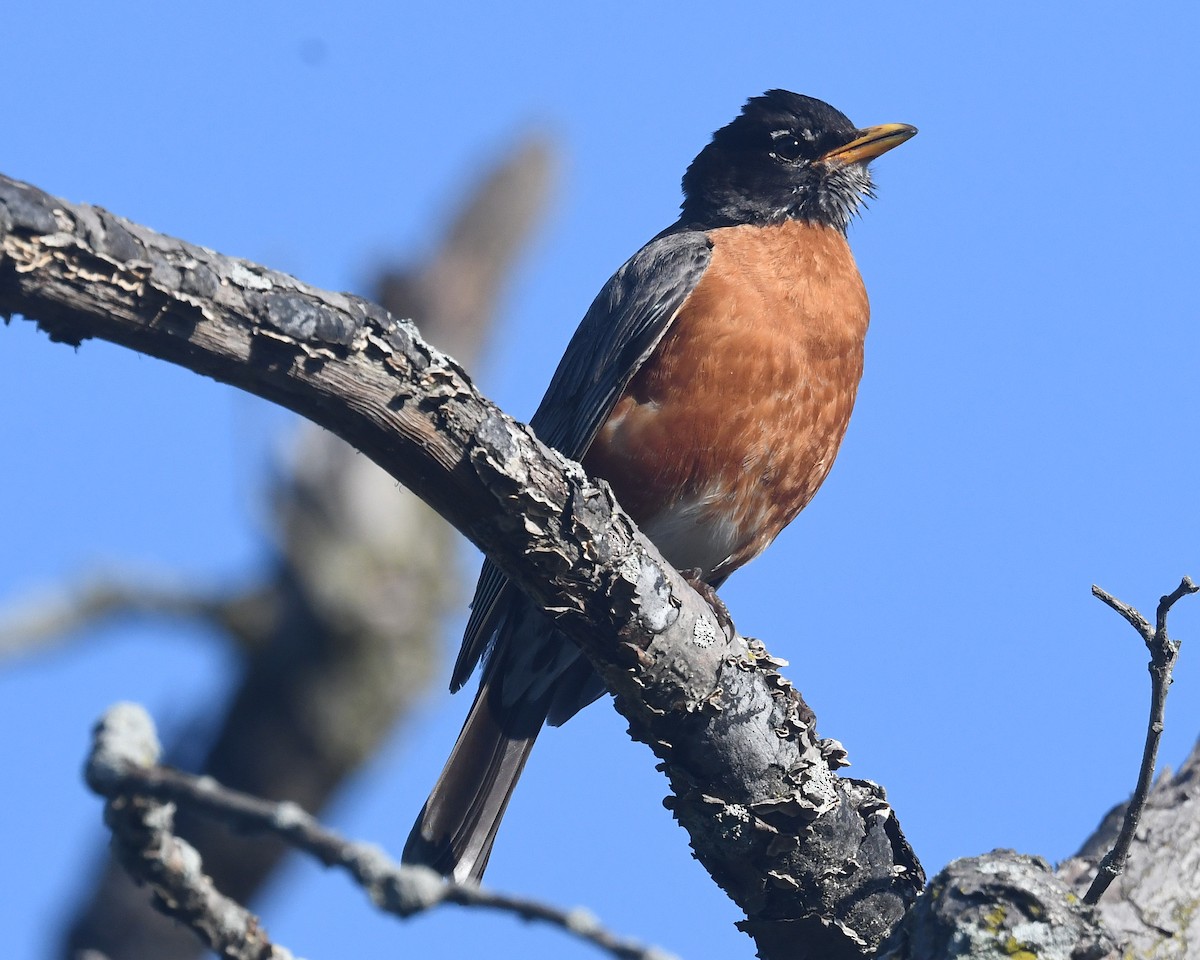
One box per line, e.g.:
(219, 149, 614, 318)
(878, 851, 1120, 960)
(873, 740, 1200, 960)
(1, 170, 924, 958)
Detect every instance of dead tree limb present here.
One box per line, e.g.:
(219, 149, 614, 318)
(1084, 578, 1195, 904)
(1, 171, 923, 959)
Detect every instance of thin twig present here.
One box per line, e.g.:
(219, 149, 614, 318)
(0, 577, 232, 659)
(84, 702, 677, 960)
(1084, 576, 1197, 905)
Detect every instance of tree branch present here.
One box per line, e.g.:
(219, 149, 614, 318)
(85, 702, 674, 960)
(60, 135, 556, 960)
(0, 576, 237, 660)
(1060, 735, 1200, 953)
(0, 171, 921, 957)
(878, 851, 1119, 960)
(1084, 577, 1196, 905)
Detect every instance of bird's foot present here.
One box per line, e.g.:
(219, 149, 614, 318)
(680, 568, 736, 640)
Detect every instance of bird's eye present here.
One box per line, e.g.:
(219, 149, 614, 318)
(769, 133, 806, 163)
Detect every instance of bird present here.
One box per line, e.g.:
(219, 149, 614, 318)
(404, 89, 916, 882)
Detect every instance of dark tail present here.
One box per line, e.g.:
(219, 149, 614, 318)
(403, 673, 547, 883)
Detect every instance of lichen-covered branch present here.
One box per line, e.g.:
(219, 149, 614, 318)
(878, 852, 1119, 960)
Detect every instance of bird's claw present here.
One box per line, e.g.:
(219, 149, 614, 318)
(680, 568, 736, 640)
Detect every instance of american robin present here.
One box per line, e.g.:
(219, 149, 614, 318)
(404, 89, 915, 882)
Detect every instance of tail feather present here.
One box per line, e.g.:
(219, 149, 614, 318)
(404, 674, 546, 883)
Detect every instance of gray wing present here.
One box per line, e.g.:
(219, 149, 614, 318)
(450, 229, 713, 691)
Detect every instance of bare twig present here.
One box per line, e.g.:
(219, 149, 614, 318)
(1059, 736, 1200, 952)
(1084, 576, 1197, 905)
(84, 702, 676, 960)
(0, 576, 267, 660)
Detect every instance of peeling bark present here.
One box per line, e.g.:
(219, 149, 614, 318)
(1, 171, 923, 957)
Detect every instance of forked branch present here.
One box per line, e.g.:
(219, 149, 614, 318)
(1085, 576, 1197, 904)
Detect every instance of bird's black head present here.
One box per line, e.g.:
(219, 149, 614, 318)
(680, 90, 916, 232)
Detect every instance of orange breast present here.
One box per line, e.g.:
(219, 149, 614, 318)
(583, 220, 869, 580)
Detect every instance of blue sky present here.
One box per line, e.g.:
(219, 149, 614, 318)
(3, 2, 1199, 958)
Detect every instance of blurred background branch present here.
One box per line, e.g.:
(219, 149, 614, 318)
(0, 133, 557, 960)
(84, 701, 674, 960)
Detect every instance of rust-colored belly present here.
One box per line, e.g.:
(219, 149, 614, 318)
(583, 220, 870, 579)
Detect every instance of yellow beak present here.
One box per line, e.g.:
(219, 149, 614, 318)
(819, 123, 917, 166)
